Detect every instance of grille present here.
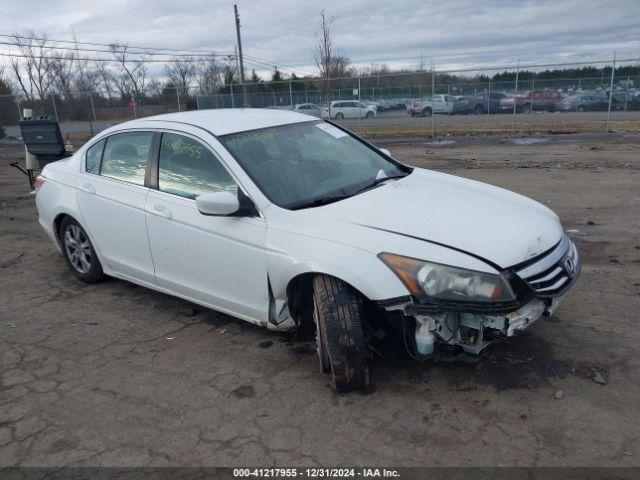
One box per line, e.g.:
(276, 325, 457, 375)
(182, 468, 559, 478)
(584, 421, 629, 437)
(514, 235, 580, 297)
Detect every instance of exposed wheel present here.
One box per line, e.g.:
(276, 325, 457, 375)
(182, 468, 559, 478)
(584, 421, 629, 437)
(522, 103, 532, 114)
(313, 275, 368, 392)
(334, 112, 344, 120)
(474, 104, 485, 115)
(422, 108, 432, 117)
(365, 111, 374, 119)
(59, 217, 104, 283)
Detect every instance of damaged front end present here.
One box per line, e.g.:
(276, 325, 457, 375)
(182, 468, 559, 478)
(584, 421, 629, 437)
(379, 234, 581, 359)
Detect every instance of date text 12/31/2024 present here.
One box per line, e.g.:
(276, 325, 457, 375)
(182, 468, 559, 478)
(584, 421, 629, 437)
(233, 468, 401, 478)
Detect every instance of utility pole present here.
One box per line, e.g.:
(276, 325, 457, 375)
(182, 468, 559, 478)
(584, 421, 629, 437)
(234, 4, 248, 107)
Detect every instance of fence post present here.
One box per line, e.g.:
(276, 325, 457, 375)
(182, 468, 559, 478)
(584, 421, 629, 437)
(196, 94, 200, 111)
(431, 66, 435, 137)
(487, 80, 491, 115)
(606, 52, 616, 133)
(176, 88, 181, 112)
(623, 75, 629, 111)
(89, 93, 97, 123)
(512, 59, 520, 135)
(358, 77, 362, 122)
(289, 80, 293, 108)
(230, 84, 235, 108)
(50, 94, 59, 120)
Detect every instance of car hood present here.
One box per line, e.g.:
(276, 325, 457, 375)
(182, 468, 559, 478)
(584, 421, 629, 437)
(308, 168, 563, 268)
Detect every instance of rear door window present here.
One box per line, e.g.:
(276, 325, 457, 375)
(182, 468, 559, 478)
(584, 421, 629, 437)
(100, 132, 153, 186)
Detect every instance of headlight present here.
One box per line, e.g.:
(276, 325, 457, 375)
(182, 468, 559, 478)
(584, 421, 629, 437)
(378, 252, 516, 302)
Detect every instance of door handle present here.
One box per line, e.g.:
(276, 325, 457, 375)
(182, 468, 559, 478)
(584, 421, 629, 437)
(79, 183, 95, 194)
(152, 204, 172, 219)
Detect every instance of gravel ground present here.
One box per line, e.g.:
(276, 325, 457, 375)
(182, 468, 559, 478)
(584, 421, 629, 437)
(1, 132, 640, 467)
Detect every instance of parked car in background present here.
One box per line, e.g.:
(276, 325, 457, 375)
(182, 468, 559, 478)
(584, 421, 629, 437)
(292, 103, 322, 117)
(500, 89, 561, 113)
(35, 108, 580, 392)
(320, 101, 376, 119)
(407, 94, 456, 116)
(555, 93, 609, 112)
(447, 92, 506, 115)
(467, 92, 506, 114)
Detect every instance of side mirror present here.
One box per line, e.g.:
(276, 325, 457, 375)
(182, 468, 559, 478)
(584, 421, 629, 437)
(196, 191, 240, 216)
(379, 148, 391, 157)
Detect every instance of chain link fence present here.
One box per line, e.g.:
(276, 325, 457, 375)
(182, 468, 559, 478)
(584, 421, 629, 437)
(1, 62, 639, 139)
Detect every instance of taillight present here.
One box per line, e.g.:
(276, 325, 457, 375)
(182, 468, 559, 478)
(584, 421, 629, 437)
(35, 175, 46, 194)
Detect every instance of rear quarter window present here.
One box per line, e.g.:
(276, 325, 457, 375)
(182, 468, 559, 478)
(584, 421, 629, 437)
(85, 139, 105, 174)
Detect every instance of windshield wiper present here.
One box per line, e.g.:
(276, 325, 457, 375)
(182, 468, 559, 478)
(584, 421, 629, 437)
(290, 173, 410, 210)
(289, 193, 353, 210)
(353, 173, 409, 195)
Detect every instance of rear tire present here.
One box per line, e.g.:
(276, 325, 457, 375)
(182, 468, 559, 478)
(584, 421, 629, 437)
(522, 103, 532, 114)
(578, 105, 585, 112)
(313, 275, 368, 392)
(334, 112, 344, 120)
(422, 108, 432, 117)
(365, 111, 374, 119)
(59, 217, 104, 283)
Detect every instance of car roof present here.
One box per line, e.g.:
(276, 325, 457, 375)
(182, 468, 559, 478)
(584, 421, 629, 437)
(126, 108, 316, 136)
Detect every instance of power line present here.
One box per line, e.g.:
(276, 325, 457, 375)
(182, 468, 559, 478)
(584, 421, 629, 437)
(0, 51, 236, 63)
(0, 32, 306, 75)
(0, 40, 233, 58)
(0, 33, 222, 55)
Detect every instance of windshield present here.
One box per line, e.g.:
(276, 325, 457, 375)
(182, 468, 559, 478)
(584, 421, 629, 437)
(219, 121, 410, 209)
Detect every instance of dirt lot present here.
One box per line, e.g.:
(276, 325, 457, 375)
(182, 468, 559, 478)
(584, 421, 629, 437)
(1, 131, 640, 467)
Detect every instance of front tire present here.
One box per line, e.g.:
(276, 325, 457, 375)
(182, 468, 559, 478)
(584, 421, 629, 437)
(334, 112, 344, 120)
(422, 107, 432, 117)
(313, 275, 368, 392)
(365, 111, 374, 119)
(59, 217, 104, 283)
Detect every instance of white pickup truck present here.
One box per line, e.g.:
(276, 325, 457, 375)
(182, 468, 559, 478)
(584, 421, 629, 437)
(407, 94, 456, 116)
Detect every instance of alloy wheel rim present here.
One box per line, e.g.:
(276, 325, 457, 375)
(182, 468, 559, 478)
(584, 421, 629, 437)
(64, 225, 92, 274)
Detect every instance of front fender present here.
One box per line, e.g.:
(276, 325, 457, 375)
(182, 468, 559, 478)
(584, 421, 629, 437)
(266, 228, 409, 303)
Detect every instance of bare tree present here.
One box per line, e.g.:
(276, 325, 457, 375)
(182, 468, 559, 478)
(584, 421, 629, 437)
(49, 49, 77, 100)
(9, 32, 54, 100)
(96, 61, 116, 99)
(0, 62, 12, 95)
(109, 42, 149, 97)
(164, 56, 197, 97)
(197, 56, 224, 94)
(314, 10, 350, 97)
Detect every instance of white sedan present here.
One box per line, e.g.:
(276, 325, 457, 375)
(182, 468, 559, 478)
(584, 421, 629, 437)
(35, 109, 580, 392)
